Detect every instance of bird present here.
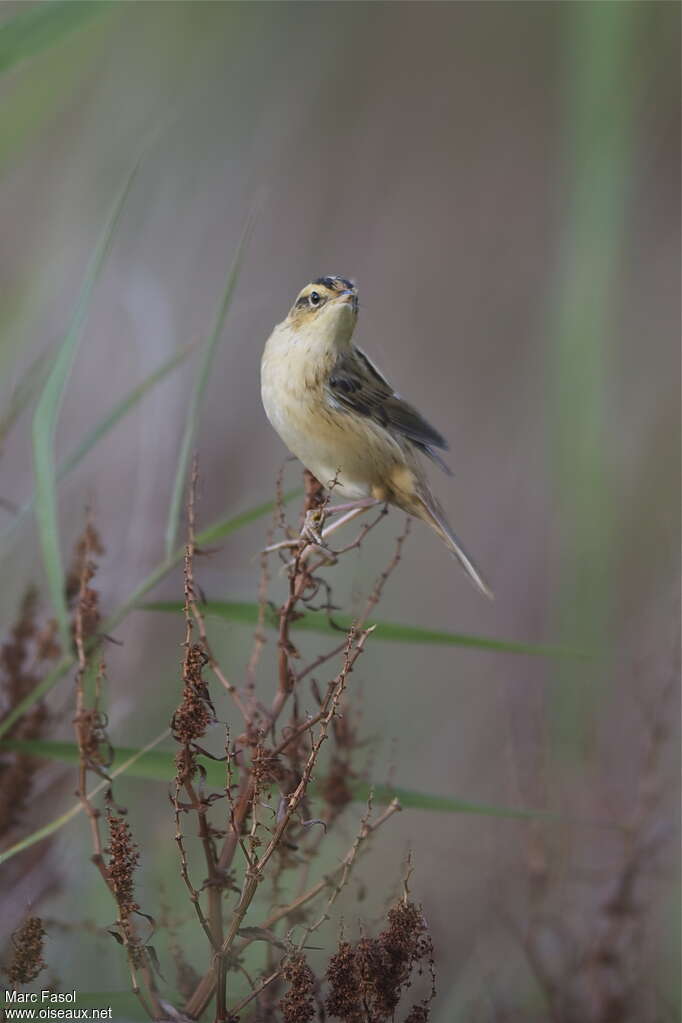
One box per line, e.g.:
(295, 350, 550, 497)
(260, 275, 492, 598)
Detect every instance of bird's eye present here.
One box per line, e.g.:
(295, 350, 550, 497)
(309, 291, 321, 307)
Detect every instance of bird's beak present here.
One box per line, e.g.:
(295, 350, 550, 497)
(338, 289, 358, 313)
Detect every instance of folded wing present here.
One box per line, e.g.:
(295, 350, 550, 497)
(326, 346, 452, 473)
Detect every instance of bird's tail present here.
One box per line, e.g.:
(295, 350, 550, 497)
(415, 493, 494, 600)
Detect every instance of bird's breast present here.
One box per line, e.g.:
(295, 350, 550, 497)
(260, 328, 376, 497)
(261, 329, 330, 431)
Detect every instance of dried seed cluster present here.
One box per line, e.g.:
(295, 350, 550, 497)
(325, 941, 361, 1021)
(252, 743, 286, 786)
(326, 900, 435, 1022)
(279, 952, 316, 1023)
(106, 813, 140, 920)
(172, 644, 213, 783)
(105, 812, 148, 966)
(6, 916, 46, 986)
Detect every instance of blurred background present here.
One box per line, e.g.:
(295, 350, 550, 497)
(0, 2, 679, 1020)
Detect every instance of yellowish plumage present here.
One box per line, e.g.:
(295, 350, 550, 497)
(261, 276, 492, 598)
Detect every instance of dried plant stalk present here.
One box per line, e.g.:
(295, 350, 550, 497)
(71, 521, 161, 1020)
(176, 467, 412, 1021)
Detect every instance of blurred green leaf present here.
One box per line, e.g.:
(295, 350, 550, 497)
(1, 344, 193, 546)
(550, 2, 637, 754)
(0, 735, 553, 865)
(0, 0, 110, 76)
(0, 491, 299, 739)
(164, 211, 255, 558)
(141, 599, 584, 659)
(1, 737, 174, 781)
(31, 163, 138, 648)
(355, 781, 549, 819)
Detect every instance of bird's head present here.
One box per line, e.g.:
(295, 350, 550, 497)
(284, 276, 358, 345)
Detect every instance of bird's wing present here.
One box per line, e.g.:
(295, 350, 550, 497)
(326, 346, 452, 472)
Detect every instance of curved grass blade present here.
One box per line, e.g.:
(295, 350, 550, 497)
(164, 211, 255, 559)
(1, 344, 193, 547)
(0, 0, 111, 76)
(0, 735, 557, 864)
(141, 599, 586, 659)
(0, 490, 299, 739)
(31, 163, 138, 648)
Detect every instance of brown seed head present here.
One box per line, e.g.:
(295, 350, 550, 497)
(7, 916, 46, 986)
(279, 952, 316, 1023)
(106, 814, 140, 921)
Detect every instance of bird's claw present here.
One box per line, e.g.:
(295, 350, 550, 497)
(300, 508, 327, 548)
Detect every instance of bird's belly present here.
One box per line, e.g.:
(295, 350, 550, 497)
(261, 384, 374, 499)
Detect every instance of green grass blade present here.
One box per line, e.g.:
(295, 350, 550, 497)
(356, 782, 551, 819)
(141, 600, 585, 659)
(0, 0, 111, 76)
(0, 491, 298, 740)
(164, 211, 255, 559)
(4, 738, 548, 819)
(31, 163, 138, 648)
(0, 735, 556, 863)
(1, 737, 174, 781)
(1, 344, 193, 547)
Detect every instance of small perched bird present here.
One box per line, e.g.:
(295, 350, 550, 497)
(260, 275, 492, 598)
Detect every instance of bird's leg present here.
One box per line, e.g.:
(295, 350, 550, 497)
(261, 498, 380, 554)
(319, 502, 376, 540)
(323, 498, 381, 517)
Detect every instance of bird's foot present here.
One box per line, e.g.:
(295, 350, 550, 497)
(261, 499, 380, 556)
(300, 508, 327, 548)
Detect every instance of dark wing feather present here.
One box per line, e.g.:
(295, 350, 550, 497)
(326, 347, 452, 473)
